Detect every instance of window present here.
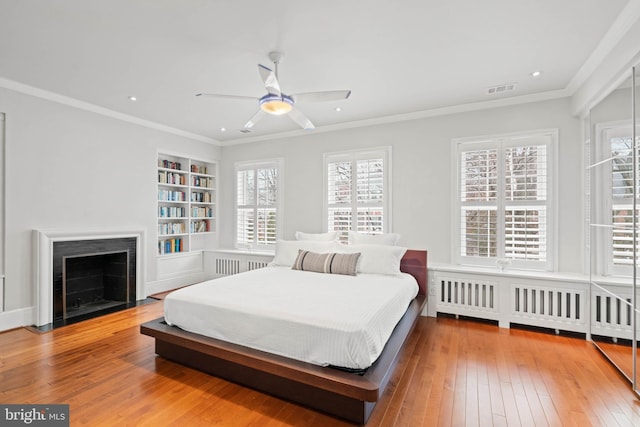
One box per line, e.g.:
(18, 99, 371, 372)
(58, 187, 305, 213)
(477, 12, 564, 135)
(455, 131, 556, 270)
(324, 148, 390, 241)
(593, 123, 639, 276)
(235, 160, 281, 249)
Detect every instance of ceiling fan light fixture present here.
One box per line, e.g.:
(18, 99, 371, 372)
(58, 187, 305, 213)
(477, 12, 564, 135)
(259, 93, 293, 115)
(197, 52, 350, 130)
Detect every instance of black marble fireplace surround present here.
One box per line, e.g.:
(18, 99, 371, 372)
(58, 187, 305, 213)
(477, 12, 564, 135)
(52, 238, 136, 326)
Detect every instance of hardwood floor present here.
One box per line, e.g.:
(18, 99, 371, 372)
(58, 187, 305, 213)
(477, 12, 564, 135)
(592, 339, 640, 384)
(1, 300, 640, 426)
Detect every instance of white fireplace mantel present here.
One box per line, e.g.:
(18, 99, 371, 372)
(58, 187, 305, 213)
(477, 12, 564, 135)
(34, 228, 145, 326)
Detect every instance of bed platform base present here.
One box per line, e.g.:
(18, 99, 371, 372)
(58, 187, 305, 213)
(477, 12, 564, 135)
(141, 249, 427, 424)
(141, 294, 425, 424)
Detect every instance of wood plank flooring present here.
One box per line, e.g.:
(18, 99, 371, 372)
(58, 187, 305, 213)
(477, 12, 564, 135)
(1, 300, 640, 426)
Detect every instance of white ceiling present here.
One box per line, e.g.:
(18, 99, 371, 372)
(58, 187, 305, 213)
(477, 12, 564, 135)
(0, 0, 632, 144)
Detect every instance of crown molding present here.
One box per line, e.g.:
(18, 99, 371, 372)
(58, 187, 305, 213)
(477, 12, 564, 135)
(566, 0, 640, 95)
(219, 89, 570, 146)
(0, 76, 220, 145)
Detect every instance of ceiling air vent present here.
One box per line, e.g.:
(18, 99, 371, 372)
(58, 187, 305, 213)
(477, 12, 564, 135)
(486, 83, 517, 95)
(239, 129, 252, 134)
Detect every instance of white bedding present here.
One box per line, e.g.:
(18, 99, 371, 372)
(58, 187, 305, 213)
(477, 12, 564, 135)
(163, 266, 419, 370)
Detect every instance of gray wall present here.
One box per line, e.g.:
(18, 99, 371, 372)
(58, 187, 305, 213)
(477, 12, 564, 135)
(0, 88, 584, 325)
(0, 87, 220, 313)
(220, 97, 583, 273)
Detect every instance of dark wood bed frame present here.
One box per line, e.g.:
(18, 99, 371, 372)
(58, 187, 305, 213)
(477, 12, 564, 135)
(141, 249, 427, 424)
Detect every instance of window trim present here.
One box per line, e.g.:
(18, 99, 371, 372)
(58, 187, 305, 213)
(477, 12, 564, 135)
(234, 158, 283, 250)
(452, 129, 557, 271)
(593, 120, 638, 276)
(323, 146, 392, 237)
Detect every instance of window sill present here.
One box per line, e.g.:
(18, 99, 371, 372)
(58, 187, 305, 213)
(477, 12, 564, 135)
(429, 262, 588, 284)
(205, 248, 275, 257)
(590, 274, 635, 287)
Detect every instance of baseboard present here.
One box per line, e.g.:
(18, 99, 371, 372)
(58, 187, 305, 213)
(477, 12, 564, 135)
(0, 306, 35, 332)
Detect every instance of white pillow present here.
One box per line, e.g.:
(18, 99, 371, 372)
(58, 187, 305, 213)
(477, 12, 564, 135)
(295, 231, 338, 241)
(335, 244, 407, 275)
(348, 231, 401, 246)
(270, 240, 338, 267)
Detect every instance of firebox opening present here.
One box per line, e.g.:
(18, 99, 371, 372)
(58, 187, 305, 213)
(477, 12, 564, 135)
(57, 250, 131, 323)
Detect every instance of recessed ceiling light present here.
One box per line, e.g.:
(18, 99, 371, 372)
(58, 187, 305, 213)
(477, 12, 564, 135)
(128, 96, 137, 101)
(335, 107, 342, 112)
(531, 71, 542, 77)
(220, 127, 226, 132)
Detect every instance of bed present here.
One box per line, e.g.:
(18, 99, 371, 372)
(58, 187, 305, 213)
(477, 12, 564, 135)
(141, 245, 427, 424)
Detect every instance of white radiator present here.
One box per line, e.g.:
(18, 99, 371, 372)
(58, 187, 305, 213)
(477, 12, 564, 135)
(591, 286, 636, 341)
(433, 271, 589, 334)
(247, 260, 269, 271)
(510, 284, 586, 332)
(437, 276, 500, 321)
(205, 251, 274, 279)
(215, 258, 241, 276)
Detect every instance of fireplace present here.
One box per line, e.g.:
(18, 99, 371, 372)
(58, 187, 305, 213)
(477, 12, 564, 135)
(35, 230, 145, 328)
(51, 238, 136, 326)
(56, 250, 131, 322)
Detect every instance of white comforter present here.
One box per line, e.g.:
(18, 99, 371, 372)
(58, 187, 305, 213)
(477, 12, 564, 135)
(163, 266, 419, 369)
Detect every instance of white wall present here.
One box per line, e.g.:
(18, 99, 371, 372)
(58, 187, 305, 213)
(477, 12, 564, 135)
(220, 97, 583, 273)
(0, 113, 4, 312)
(0, 87, 585, 329)
(0, 87, 220, 316)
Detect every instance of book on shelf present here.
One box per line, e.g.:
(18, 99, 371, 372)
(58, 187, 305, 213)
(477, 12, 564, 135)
(158, 237, 184, 254)
(158, 171, 187, 186)
(191, 206, 213, 218)
(158, 206, 186, 218)
(191, 175, 213, 188)
(190, 220, 210, 233)
(191, 164, 209, 174)
(158, 190, 186, 202)
(159, 159, 182, 170)
(158, 222, 187, 235)
(190, 191, 212, 203)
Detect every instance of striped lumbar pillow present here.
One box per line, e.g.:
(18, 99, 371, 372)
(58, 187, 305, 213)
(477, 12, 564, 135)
(292, 250, 360, 276)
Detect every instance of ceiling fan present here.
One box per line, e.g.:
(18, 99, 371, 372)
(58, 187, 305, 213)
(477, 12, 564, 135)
(196, 51, 351, 130)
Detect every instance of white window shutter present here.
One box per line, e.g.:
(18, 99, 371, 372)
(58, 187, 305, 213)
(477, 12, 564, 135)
(235, 161, 280, 248)
(456, 131, 555, 270)
(326, 149, 390, 241)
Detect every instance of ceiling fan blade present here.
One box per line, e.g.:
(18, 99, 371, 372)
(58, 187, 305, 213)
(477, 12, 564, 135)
(258, 64, 281, 96)
(244, 109, 266, 129)
(288, 108, 315, 130)
(196, 93, 258, 101)
(290, 90, 351, 103)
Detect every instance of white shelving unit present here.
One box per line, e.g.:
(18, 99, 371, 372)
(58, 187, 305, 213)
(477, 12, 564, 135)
(157, 153, 216, 255)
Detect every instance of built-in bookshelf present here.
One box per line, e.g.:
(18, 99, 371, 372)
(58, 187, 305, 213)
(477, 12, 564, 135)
(157, 154, 216, 255)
